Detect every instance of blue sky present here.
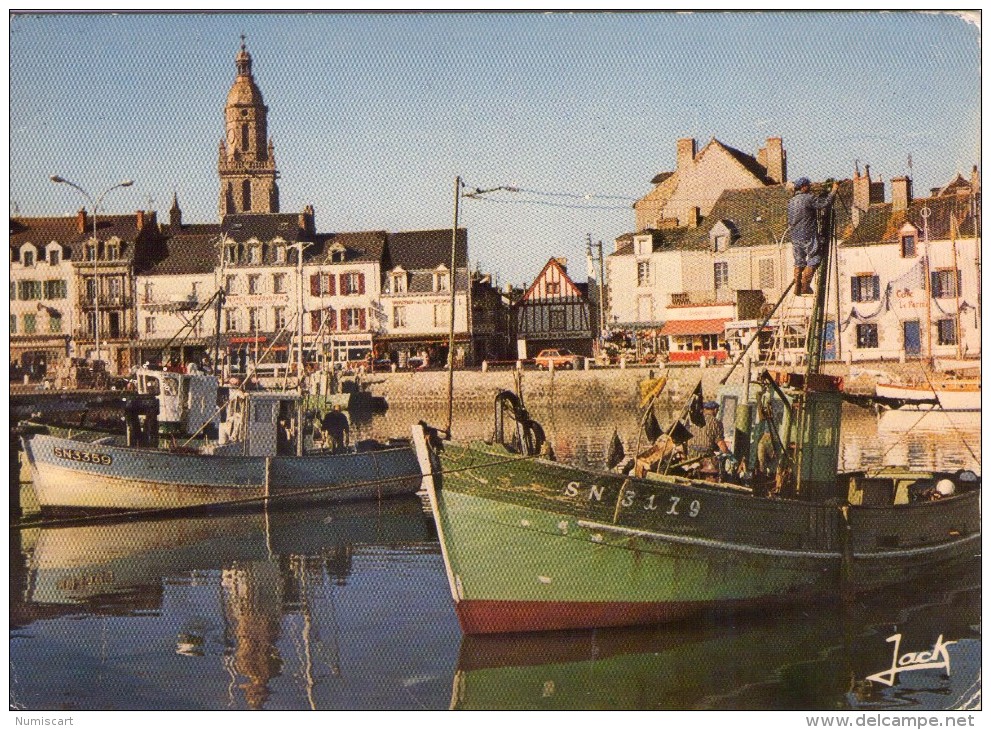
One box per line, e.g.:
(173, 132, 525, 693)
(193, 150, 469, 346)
(9, 11, 980, 287)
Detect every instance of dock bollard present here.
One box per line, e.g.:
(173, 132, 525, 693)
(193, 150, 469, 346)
(482, 360, 488, 373)
(584, 357, 590, 371)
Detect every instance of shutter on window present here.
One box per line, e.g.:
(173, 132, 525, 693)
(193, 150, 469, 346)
(310, 310, 321, 332)
(851, 277, 860, 303)
(310, 274, 320, 297)
(326, 274, 336, 296)
(871, 275, 880, 300)
(357, 272, 365, 295)
(930, 271, 940, 299)
(359, 308, 367, 330)
(957, 269, 962, 297)
(328, 309, 337, 331)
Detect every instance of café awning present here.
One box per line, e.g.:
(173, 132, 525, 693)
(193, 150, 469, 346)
(658, 318, 730, 336)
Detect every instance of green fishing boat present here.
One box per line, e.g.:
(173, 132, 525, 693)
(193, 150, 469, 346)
(411, 198, 980, 635)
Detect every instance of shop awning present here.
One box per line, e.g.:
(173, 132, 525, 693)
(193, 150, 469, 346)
(658, 318, 729, 336)
(229, 336, 267, 345)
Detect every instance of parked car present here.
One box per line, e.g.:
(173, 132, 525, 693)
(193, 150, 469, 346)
(534, 348, 581, 370)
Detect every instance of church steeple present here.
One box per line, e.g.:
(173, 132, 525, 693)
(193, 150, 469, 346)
(218, 36, 279, 218)
(170, 191, 182, 232)
(236, 34, 252, 77)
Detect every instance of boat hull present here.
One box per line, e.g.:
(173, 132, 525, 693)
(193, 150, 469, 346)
(875, 381, 980, 411)
(414, 432, 980, 634)
(22, 432, 422, 513)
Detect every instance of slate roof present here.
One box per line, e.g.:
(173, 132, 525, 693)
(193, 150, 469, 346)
(687, 180, 854, 249)
(138, 226, 221, 276)
(10, 216, 81, 259)
(387, 228, 468, 271)
(220, 214, 306, 242)
(614, 179, 855, 255)
(843, 192, 980, 246)
(308, 231, 387, 265)
(609, 225, 702, 256)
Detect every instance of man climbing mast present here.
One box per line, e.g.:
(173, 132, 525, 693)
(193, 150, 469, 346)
(787, 177, 839, 295)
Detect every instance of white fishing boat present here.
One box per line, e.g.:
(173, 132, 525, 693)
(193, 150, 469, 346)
(875, 378, 980, 412)
(21, 388, 421, 515)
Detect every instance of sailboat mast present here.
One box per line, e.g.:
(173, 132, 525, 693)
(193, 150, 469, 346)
(920, 207, 934, 367)
(950, 212, 963, 360)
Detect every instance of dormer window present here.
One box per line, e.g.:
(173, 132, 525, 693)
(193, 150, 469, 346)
(22, 248, 34, 267)
(328, 243, 347, 264)
(901, 233, 917, 257)
(274, 245, 286, 263)
(434, 268, 450, 292)
(391, 270, 408, 294)
(106, 242, 119, 260)
(249, 245, 262, 264)
(48, 247, 60, 266)
(225, 243, 239, 264)
(709, 220, 736, 252)
(85, 244, 96, 261)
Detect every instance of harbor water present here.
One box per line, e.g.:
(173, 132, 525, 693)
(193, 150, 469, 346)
(10, 401, 981, 711)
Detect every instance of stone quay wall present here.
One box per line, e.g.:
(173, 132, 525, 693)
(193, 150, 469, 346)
(363, 361, 928, 410)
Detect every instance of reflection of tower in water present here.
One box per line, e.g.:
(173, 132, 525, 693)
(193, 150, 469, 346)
(221, 560, 284, 710)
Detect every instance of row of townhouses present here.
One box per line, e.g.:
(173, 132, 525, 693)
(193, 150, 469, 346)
(9, 42, 981, 378)
(603, 136, 980, 365)
(10, 42, 495, 379)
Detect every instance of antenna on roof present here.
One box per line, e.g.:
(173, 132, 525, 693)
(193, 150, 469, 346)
(907, 154, 913, 178)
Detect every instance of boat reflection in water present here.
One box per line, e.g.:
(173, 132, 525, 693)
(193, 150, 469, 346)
(451, 566, 980, 711)
(10, 497, 458, 711)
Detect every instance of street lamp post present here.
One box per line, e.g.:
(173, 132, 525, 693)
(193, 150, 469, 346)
(50, 176, 134, 367)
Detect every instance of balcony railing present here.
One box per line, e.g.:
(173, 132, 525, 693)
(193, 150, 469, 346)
(669, 290, 733, 307)
(78, 294, 134, 309)
(141, 296, 202, 312)
(72, 328, 138, 342)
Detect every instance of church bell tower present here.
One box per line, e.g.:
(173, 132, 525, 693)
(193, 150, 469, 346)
(218, 37, 280, 217)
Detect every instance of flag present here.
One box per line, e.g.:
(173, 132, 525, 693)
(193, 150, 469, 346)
(644, 410, 662, 443)
(606, 428, 625, 469)
(639, 375, 668, 408)
(687, 381, 705, 427)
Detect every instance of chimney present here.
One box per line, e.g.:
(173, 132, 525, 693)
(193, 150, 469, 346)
(76, 208, 87, 235)
(853, 166, 871, 226)
(891, 176, 913, 211)
(971, 164, 980, 193)
(762, 137, 786, 184)
(299, 204, 315, 236)
(676, 137, 697, 171)
(687, 206, 701, 228)
(555, 257, 568, 272)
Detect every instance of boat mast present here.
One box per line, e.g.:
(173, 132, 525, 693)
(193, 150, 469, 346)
(803, 201, 834, 378)
(920, 206, 934, 369)
(950, 212, 963, 360)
